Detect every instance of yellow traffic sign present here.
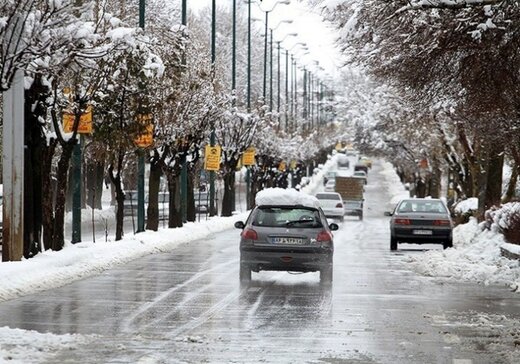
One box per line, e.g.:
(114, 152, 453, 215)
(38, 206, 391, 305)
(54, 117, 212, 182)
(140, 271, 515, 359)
(134, 114, 154, 148)
(204, 145, 221, 171)
(63, 106, 93, 134)
(242, 147, 256, 166)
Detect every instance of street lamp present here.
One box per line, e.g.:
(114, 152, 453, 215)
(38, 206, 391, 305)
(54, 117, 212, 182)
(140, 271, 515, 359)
(275, 33, 297, 128)
(256, 0, 291, 103)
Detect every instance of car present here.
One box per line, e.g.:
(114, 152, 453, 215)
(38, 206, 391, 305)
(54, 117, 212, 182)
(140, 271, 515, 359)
(323, 171, 337, 185)
(353, 171, 367, 185)
(354, 164, 369, 174)
(235, 188, 338, 284)
(324, 179, 336, 192)
(385, 198, 453, 251)
(316, 192, 344, 222)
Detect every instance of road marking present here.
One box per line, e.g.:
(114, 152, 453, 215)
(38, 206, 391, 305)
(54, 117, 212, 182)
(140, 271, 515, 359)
(453, 360, 473, 364)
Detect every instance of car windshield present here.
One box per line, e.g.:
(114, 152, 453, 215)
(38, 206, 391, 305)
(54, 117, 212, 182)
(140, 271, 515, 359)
(397, 200, 447, 214)
(252, 207, 323, 228)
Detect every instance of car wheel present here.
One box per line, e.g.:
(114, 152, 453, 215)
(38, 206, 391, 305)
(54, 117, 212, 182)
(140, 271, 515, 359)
(390, 236, 398, 251)
(339, 216, 344, 222)
(239, 263, 251, 282)
(320, 265, 333, 284)
(443, 238, 453, 250)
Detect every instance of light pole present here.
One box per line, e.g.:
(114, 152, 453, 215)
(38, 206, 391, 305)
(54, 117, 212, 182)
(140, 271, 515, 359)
(275, 33, 297, 126)
(209, 0, 217, 216)
(256, 0, 291, 103)
(180, 0, 188, 223)
(136, 0, 146, 233)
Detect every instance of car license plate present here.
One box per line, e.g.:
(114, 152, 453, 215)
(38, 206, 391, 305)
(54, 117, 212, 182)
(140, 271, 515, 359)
(413, 230, 433, 235)
(272, 237, 304, 245)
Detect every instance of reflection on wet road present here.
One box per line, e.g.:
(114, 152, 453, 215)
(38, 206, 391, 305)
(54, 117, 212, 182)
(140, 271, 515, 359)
(1, 161, 519, 363)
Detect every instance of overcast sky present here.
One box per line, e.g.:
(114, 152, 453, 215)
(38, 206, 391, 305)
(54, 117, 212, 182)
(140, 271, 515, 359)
(187, 0, 342, 80)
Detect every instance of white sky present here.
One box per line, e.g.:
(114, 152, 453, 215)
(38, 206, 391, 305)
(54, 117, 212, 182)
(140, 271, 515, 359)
(188, 0, 343, 79)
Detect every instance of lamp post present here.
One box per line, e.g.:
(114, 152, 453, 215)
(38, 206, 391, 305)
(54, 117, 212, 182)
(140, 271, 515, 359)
(136, 0, 146, 233)
(257, 0, 291, 103)
(274, 33, 297, 128)
(209, 0, 217, 216)
(284, 41, 305, 131)
(180, 0, 188, 222)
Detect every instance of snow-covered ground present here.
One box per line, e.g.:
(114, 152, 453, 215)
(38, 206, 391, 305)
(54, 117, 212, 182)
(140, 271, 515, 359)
(1, 157, 520, 363)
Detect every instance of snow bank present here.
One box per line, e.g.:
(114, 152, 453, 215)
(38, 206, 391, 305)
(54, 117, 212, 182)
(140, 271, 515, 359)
(408, 218, 520, 291)
(454, 197, 478, 214)
(255, 188, 320, 208)
(0, 212, 248, 303)
(0, 327, 94, 364)
(379, 161, 409, 205)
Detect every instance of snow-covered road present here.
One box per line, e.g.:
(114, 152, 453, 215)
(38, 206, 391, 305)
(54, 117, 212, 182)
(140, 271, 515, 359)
(0, 159, 519, 363)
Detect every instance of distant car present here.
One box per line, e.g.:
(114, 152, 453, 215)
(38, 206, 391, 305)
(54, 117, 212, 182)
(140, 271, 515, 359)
(385, 198, 453, 251)
(316, 192, 344, 222)
(323, 171, 337, 185)
(324, 179, 336, 192)
(354, 164, 369, 174)
(235, 188, 338, 284)
(353, 171, 367, 184)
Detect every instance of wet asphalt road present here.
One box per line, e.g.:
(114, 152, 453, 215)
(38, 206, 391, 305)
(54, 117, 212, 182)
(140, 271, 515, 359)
(1, 161, 520, 363)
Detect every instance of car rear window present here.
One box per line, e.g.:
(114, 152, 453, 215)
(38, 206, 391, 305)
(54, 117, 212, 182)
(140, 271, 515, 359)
(316, 193, 340, 200)
(252, 207, 323, 228)
(398, 200, 447, 213)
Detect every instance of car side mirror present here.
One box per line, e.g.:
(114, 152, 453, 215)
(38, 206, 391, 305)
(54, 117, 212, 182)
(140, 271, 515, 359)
(329, 223, 339, 231)
(384, 211, 393, 217)
(234, 221, 245, 229)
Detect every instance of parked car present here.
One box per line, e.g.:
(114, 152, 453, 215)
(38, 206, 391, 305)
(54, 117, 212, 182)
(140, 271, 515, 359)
(353, 171, 367, 185)
(324, 179, 336, 192)
(385, 198, 453, 251)
(316, 192, 344, 222)
(323, 171, 337, 185)
(235, 189, 338, 284)
(354, 164, 369, 174)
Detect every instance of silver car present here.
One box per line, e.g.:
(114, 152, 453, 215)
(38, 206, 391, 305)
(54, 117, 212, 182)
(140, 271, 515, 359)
(235, 204, 338, 284)
(385, 198, 453, 250)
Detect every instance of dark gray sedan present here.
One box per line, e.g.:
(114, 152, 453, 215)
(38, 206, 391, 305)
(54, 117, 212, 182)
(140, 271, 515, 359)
(235, 203, 338, 284)
(385, 198, 453, 250)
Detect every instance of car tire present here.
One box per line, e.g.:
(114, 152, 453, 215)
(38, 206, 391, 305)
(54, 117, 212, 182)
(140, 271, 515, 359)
(443, 238, 453, 250)
(390, 236, 398, 251)
(320, 266, 333, 284)
(239, 263, 251, 282)
(339, 216, 344, 222)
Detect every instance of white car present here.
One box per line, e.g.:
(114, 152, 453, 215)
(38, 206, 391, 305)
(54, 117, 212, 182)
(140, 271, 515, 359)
(324, 179, 336, 192)
(316, 192, 344, 222)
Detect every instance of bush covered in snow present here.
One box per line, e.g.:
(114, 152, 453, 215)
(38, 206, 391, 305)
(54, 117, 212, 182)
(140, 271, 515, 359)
(484, 202, 520, 246)
(452, 197, 478, 225)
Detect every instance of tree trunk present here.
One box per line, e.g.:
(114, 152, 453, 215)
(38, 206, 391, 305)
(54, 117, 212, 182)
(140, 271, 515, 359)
(167, 173, 182, 228)
(221, 172, 235, 217)
(52, 143, 75, 251)
(41, 139, 57, 250)
(187, 173, 196, 222)
(484, 144, 504, 210)
(503, 163, 518, 203)
(146, 159, 162, 231)
(109, 152, 125, 241)
(86, 161, 104, 209)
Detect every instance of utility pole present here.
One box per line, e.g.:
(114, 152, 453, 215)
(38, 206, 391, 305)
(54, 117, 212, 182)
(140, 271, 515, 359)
(136, 0, 146, 232)
(209, 0, 217, 216)
(180, 0, 188, 222)
(2, 17, 25, 261)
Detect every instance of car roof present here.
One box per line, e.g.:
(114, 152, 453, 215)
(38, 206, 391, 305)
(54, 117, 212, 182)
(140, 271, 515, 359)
(316, 192, 341, 197)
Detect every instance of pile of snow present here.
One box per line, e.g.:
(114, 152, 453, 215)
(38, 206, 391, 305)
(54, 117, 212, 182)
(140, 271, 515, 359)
(255, 188, 320, 209)
(453, 197, 478, 214)
(408, 218, 520, 292)
(300, 155, 339, 194)
(0, 327, 94, 363)
(379, 161, 409, 205)
(484, 202, 520, 234)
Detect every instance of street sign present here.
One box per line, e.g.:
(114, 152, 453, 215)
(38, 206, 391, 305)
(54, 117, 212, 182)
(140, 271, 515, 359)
(134, 114, 154, 148)
(242, 147, 256, 166)
(63, 106, 93, 134)
(204, 145, 221, 171)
